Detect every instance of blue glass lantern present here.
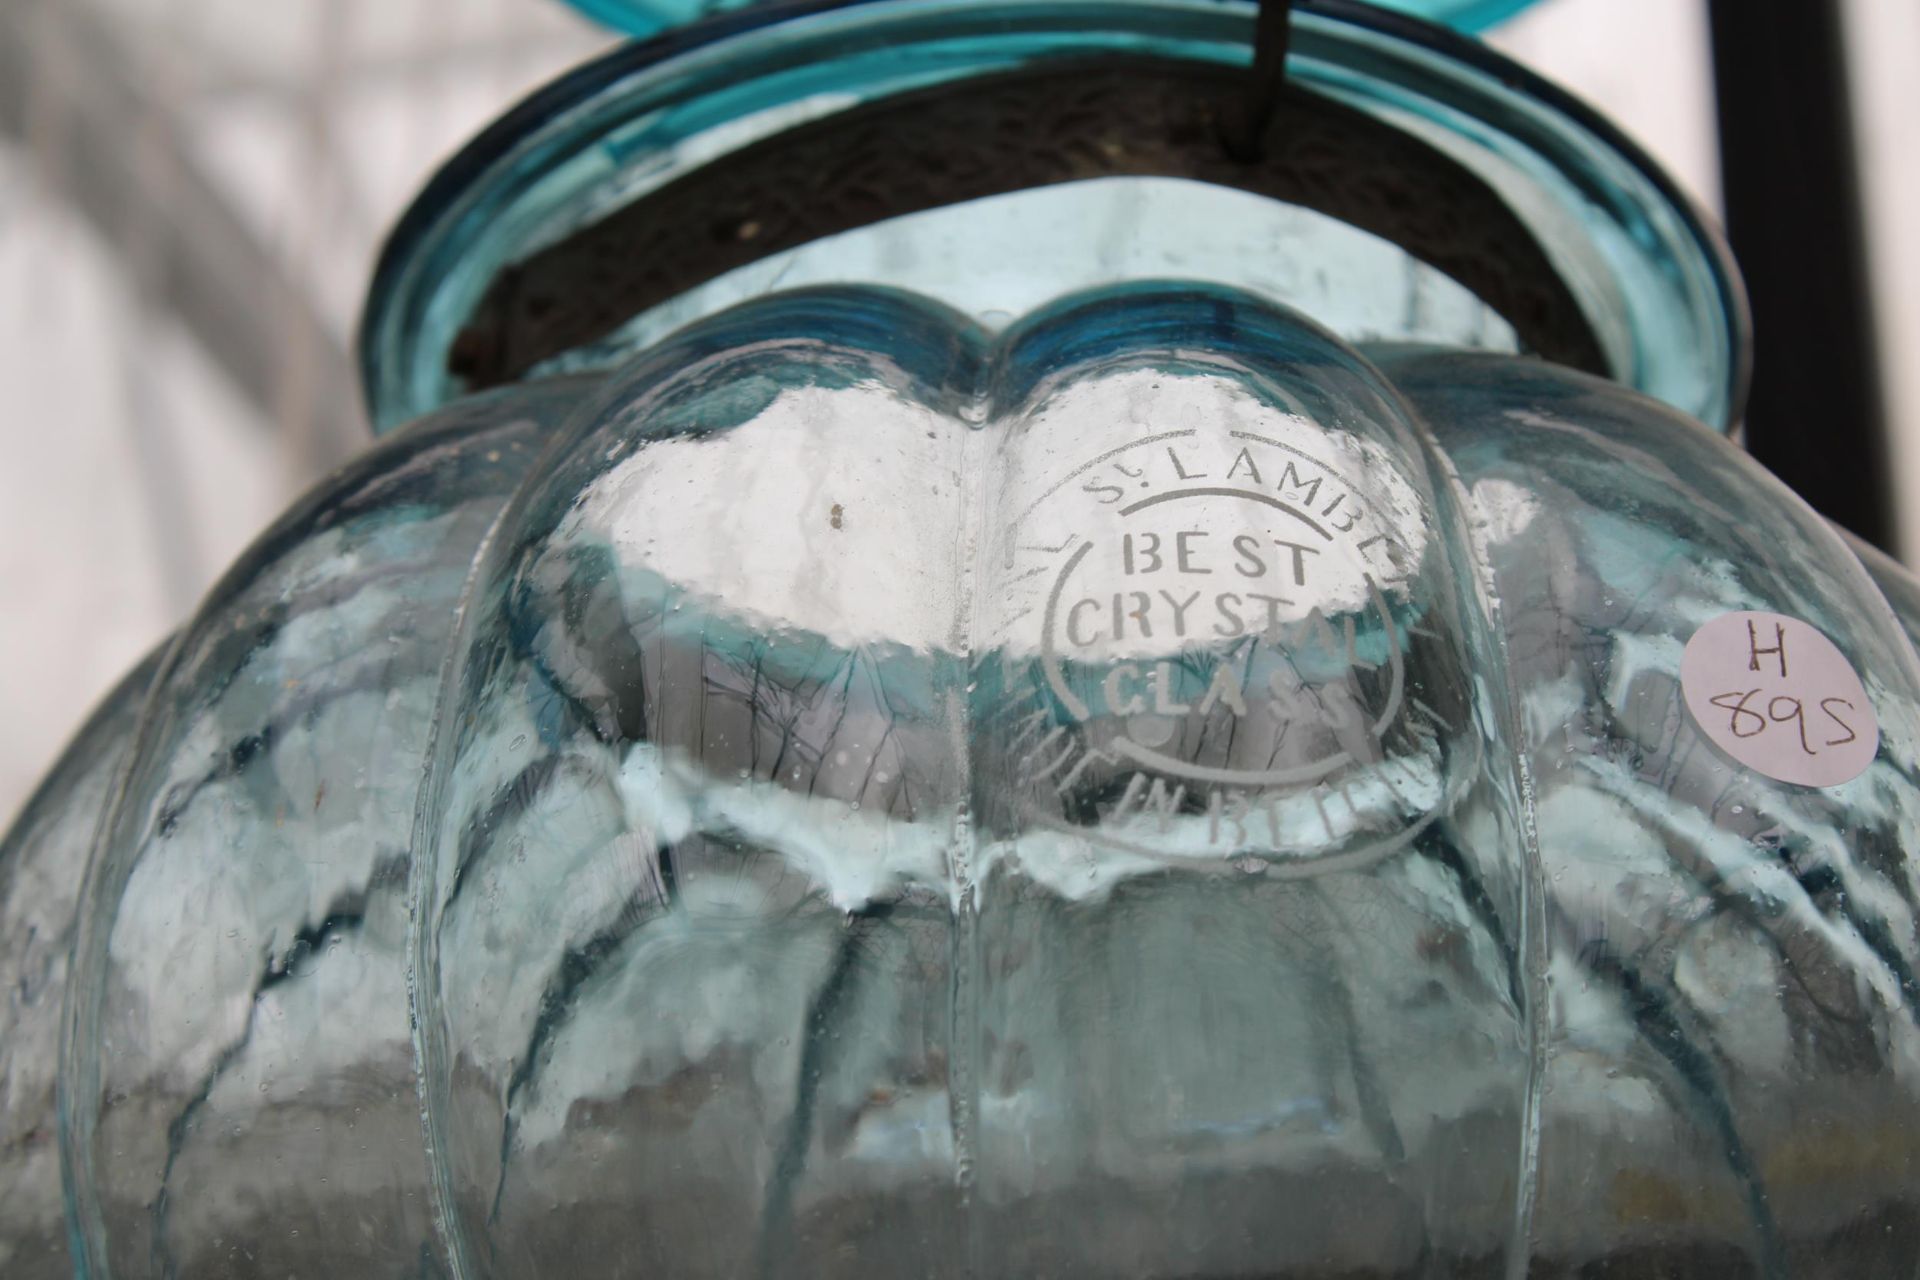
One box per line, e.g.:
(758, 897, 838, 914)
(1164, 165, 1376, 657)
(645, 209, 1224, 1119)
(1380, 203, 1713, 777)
(7, 2, 1920, 1277)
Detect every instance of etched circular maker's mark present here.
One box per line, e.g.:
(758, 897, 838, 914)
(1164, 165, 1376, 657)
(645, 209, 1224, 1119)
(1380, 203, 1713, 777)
(1002, 424, 1419, 793)
(1037, 507, 1407, 787)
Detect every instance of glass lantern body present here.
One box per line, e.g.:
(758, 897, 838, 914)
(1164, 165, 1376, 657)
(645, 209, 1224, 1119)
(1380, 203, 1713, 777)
(8, 3, 1920, 1279)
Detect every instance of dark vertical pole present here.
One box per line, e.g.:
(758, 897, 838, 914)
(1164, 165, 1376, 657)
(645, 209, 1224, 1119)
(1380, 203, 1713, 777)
(1709, 0, 1893, 550)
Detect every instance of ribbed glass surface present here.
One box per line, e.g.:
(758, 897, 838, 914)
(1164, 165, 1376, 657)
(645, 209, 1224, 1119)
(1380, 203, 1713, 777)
(17, 2, 1914, 1276)
(15, 282, 1920, 1277)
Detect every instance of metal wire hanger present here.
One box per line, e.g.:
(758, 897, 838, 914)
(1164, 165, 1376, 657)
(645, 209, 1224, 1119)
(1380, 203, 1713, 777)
(1222, 0, 1297, 162)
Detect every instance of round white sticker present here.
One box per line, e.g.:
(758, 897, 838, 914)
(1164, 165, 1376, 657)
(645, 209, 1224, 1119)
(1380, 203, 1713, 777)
(1680, 611, 1879, 787)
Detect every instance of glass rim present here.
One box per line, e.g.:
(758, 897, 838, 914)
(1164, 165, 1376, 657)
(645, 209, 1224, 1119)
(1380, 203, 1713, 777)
(558, 0, 1545, 39)
(358, 0, 1751, 435)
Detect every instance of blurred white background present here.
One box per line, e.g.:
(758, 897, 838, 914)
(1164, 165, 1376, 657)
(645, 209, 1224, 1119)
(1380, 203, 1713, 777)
(0, 0, 1914, 825)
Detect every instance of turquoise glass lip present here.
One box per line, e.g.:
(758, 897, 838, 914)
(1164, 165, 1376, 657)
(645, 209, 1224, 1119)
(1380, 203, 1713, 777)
(360, 0, 1750, 435)
(563, 0, 1544, 39)
(1374, 0, 1542, 30)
